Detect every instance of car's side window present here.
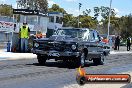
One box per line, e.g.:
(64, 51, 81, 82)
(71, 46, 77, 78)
(89, 31, 94, 40)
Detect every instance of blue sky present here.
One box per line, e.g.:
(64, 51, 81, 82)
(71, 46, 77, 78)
(1, 0, 132, 17)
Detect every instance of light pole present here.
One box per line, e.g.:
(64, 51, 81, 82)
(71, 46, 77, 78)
(107, 0, 112, 39)
(78, 3, 82, 28)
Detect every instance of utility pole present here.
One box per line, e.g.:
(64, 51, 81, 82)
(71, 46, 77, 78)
(78, 3, 82, 28)
(107, 0, 112, 39)
(24, 0, 28, 22)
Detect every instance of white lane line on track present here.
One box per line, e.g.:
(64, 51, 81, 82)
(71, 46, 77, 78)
(110, 51, 132, 54)
(0, 52, 37, 61)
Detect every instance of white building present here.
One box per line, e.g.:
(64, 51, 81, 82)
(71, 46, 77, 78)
(0, 11, 63, 51)
(47, 12, 63, 37)
(48, 12, 63, 30)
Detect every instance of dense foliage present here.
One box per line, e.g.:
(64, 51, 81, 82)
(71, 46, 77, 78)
(17, 0, 48, 13)
(49, 4, 132, 38)
(0, 4, 13, 16)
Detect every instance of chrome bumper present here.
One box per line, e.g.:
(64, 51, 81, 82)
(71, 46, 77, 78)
(88, 51, 103, 58)
(32, 49, 80, 57)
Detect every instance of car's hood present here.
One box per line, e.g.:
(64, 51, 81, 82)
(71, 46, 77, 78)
(34, 35, 80, 43)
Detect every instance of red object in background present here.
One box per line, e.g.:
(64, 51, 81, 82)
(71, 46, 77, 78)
(36, 33, 46, 38)
(36, 33, 43, 38)
(102, 39, 109, 43)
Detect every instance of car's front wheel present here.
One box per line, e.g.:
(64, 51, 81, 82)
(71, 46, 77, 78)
(76, 52, 85, 67)
(37, 55, 47, 65)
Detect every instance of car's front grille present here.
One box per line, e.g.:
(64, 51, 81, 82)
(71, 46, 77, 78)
(38, 42, 73, 51)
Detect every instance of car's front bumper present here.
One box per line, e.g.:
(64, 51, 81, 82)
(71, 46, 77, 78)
(103, 49, 110, 56)
(32, 49, 80, 57)
(32, 49, 103, 59)
(88, 51, 103, 58)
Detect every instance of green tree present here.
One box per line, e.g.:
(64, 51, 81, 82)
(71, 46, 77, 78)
(93, 7, 100, 20)
(0, 4, 13, 16)
(17, 0, 48, 13)
(119, 14, 132, 38)
(37, 0, 48, 13)
(48, 4, 66, 14)
(83, 9, 91, 16)
(63, 14, 74, 27)
(79, 15, 97, 29)
(93, 6, 117, 34)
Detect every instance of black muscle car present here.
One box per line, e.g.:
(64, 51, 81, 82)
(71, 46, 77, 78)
(32, 27, 110, 67)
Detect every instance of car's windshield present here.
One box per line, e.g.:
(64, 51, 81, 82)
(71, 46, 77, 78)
(54, 28, 91, 40)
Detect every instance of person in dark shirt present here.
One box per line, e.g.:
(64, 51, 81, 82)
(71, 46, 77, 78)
(127, 37, 131, 51)
(115, 36, 120, 50)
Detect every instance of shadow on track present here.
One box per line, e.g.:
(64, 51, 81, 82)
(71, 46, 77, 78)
(26, 60, 98, 69)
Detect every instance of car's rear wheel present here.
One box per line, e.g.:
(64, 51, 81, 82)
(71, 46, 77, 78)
(37, 55, 47, 65)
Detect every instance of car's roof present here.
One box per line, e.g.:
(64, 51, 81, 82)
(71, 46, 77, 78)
(59, 27, 99, 33)
(60, 27, 74, 29)
(60, 27, 89, 30)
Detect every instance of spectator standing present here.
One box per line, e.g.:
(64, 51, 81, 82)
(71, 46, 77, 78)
(19, 22, 30, 53)
(115, 36, 120, 50)
(127, 37, 131, 51)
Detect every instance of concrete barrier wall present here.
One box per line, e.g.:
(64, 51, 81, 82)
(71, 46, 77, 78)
(0, 32, 12, 42)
